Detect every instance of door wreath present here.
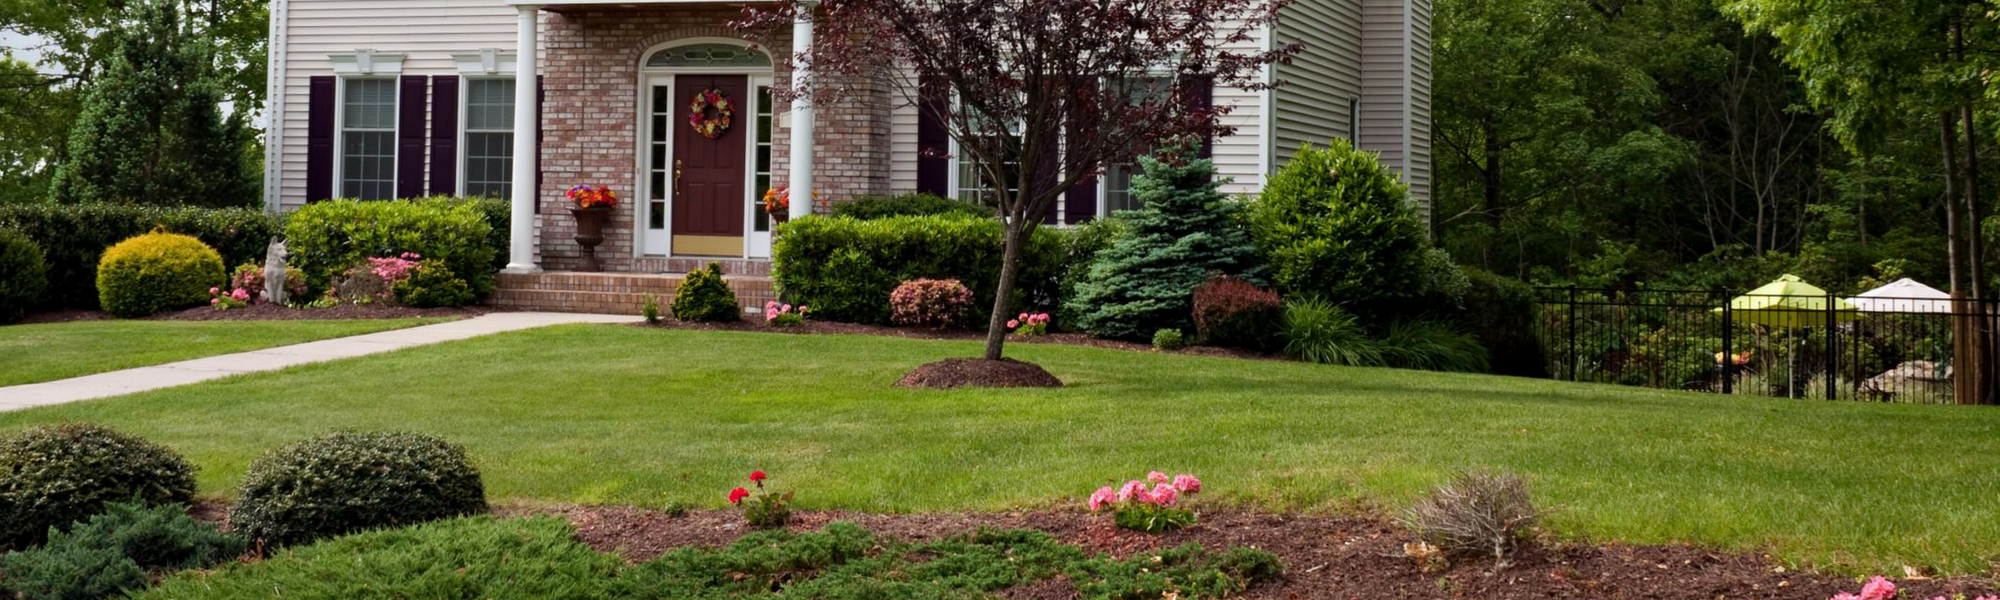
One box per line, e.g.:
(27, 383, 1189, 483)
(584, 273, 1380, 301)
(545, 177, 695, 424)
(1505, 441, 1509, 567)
(687, 88, 735, 139)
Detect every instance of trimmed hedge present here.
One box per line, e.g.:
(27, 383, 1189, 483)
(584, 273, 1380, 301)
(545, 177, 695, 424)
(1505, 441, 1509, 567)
(0, 228, 48, 323)
(283, 198, 497, 299)
(229, 431, 488, 549)
(772, 214, 1066, 325)
(0, 424, 199, 551)
(830, 193, 991, 220)
(0, 204, 279, 309)
(95, 232, 226, 317)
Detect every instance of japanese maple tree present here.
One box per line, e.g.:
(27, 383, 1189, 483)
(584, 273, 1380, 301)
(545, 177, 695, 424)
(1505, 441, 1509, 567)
(735, 0, 1297, 361)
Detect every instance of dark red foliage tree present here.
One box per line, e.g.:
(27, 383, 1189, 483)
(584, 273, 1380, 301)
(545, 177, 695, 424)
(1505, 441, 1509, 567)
(734, 0, 1298, 361)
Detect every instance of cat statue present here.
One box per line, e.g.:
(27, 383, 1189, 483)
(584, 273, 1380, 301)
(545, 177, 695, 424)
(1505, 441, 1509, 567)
(263, 238, 289, 306)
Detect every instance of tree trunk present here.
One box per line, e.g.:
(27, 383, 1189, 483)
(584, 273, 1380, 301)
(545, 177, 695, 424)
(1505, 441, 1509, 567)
(1964, 104, 1986, 301)
(1483, 121, 1503, 230)
(983, 215, 1026, 360)
(1942, 111, 1964, 295)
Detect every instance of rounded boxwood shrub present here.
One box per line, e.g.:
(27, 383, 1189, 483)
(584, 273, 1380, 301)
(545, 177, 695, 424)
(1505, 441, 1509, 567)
(671, 262, 741, 322)
(229, 431, 488, 549)
(390, 259, 475, 308)
(0, 423, 198, 551)
(94, 231, 225, 317)
(0, 228, 49, 323)
(1247, 139, 1427, 311)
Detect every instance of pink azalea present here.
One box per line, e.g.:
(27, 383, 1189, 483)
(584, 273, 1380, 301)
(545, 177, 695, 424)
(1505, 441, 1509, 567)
(766, 300, 778, 310)
(210, 287, 220, 294)
(1087, 486, 1117, 511)
(1830, 595, 1861, 600)
(209, 298, 219, 305)
(1147, 471, 1170, 483)
(1147, 482, 1179, 506)
(230, 288, 250, 301)
(1117, 480, 1147, 502)
(1007, 319, 1020, 329)
(1859, 577, 1896, 600)
(1172, 474, 1201, 493)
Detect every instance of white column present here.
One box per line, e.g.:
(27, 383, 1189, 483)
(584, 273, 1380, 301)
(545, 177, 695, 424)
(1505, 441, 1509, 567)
(505, 4, 542, 272)
(785, 2, 816, 221)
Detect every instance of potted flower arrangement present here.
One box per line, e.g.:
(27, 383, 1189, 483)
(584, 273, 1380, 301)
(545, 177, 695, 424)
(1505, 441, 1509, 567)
(567, 184, 618, 272)
(760, 186, 828, 225)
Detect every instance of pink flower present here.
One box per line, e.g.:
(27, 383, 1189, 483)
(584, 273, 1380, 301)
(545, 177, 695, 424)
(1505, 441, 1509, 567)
(1172, 474, 1201, 493)
(1830, 595, 1861, 600)
(1117, 480, 1147, 502)
(230, 288, 249, 301)
(209, 298, 219, 305)
(1087, 486, 1117, 511)
(1147, 483, 1179, 506)
(1859, 577, 1896, 600)
(1147, 471, 1170, 483)
(766, 300, 778, 310)
(1007, 319, 1020, 329)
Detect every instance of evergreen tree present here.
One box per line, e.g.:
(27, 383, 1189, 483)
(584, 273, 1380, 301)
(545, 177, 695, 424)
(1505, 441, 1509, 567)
(49, 0, 259, 208)
(1068, 139, 1263, 340)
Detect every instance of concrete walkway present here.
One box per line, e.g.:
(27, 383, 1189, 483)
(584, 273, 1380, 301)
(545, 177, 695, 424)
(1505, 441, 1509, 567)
(0, 312, 641, 412)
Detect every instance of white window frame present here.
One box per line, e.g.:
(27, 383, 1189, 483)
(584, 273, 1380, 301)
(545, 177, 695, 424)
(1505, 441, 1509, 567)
(945, 101, 1025, 207)
(457, 75, 518, 199)
(333, 76, 400, 201)
(1094, 75, 1174, 219)
(452, 50, 520, 199)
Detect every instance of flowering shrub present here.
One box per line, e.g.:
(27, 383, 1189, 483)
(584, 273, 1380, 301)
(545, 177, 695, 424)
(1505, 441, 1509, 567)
(889, 278, 973, 329)
(1008, 312, 1050, 336)
(1191, 275, 1282, 349)
(208, 286, 249, 310)
(567, 184, 618, 209)
(728, 470, 791, 529)
(368, 253, 422, 286)
(765, 301, 809, 327)
(1087, 471, 1202, 533)
(1826, 576, 1994, 600)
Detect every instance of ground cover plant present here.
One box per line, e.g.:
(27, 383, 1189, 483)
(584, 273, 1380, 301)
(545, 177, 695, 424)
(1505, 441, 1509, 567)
(0, 423, 196, 550)
(0, 319, 449, 386)
(2, 325, 2000, 572)
(230, 431, 488, 548)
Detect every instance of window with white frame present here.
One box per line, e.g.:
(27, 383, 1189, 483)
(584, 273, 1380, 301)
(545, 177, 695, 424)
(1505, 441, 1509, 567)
(339, 78, 397, 200)
(951, 108, 1022, 206)
(462, 78, 516, 198)
(1098, 76, 1173, 215)
(753, 85, 776, 231)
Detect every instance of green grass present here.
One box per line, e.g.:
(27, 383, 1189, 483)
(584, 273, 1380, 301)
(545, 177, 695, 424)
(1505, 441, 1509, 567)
(3, 325, 1997, 573)
(0, 319, 450, 386)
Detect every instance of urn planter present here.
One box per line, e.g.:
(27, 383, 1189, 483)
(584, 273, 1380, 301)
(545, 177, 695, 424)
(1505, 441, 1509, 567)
(569, 206, 613, 272)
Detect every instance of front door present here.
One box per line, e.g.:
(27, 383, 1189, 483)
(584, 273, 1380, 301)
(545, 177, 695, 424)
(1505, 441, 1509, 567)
(669, 74, 749, 256)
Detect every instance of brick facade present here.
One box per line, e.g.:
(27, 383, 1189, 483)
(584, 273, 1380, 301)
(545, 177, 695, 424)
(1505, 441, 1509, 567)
(534, 7, 894, 272)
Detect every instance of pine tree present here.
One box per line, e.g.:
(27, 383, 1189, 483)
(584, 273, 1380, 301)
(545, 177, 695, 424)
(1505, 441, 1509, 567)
(1068, 139, 1264, 340)
(50, 0, 258, 208)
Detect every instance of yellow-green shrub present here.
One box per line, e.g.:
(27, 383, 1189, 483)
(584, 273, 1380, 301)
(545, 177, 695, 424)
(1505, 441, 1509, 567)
(95, 231, 225, 317)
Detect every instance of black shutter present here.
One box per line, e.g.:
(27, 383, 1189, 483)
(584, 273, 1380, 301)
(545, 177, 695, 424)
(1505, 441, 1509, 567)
(1179, 74, 1215, 159)
(306, 76, 337, 202)
(1063, 76, 1100, 224)
(429, 76, 459, 197)
(396, 75, 428, 199)
(1031, 119, 1060, 225)
(916, 75, 951, 197)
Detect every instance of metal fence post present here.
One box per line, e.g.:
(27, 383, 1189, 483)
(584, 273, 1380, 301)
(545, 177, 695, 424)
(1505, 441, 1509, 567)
(1825, 291, 1837, 400)
(1567, 286, 1579, 382)
(1721, 289, 1733, 395)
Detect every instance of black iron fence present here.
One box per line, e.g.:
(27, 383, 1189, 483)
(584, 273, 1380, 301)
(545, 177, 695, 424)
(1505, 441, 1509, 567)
(1533, 288, 2000, 404)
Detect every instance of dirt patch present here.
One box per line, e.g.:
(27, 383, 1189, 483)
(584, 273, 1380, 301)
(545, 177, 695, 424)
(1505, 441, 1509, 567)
(505, 505, 2000, 600)
(635, 318, 1266, 360)
(897, 358, 1064, 389)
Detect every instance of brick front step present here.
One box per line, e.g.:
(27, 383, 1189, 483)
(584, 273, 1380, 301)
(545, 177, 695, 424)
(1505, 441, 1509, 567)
(631, 257, 774, 277)
(492, 271, 776, 316)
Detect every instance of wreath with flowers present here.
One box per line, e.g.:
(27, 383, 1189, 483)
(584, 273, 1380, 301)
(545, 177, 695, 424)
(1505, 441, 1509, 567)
(688, 88, 735, 139)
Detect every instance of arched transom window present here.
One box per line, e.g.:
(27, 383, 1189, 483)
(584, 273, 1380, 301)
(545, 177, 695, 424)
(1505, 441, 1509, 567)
(646, 43, 771, 68)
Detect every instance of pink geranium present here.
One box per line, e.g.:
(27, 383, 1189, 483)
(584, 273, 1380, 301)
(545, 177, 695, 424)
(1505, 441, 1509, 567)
(1147, 471, 1170, 483)
(1172, 474, 1201, 493)
(1087, 486, 1118, 511)
(1146, 483, 1179, 506)
(1858, 577, 1896, 600)
(1117, 480, 1148, 502)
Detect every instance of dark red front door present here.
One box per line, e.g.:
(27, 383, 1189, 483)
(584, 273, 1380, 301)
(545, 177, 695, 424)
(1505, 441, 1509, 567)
(671, 74, 749, 255)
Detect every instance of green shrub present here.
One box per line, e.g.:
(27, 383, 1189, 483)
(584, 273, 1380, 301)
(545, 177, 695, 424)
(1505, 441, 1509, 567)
(1281, 298, 1382, 366)
(1152, 328, 1187, 351)
(0, 228, 49, 322)
(1113, 503, 1197, 533)
(888, 278, 973, 328)
(439, 196, 512, 272)
(1054, 216, 1126, 330)
(1457, 267, 1547, 377)
(136, 517, 621, 600)
(94, 231, 226, 317)
(670, 262, 740, 322)
(391, 259, 475, 308)
(0, 204, 278, 309)
(1068, 140, 1263, 340)
(772, 214, 1066, 325)
(1377, 320, 1491, 373)
(1247, 140, 1428, 311)
(830, 193, 989, 220)
(282, 198, 496, 298)
(641, 293, 661, 323)
(229, 431, 488, 549)
(0, 542, 145, 600)
(0, 424, 198, 551)
(0, 501, 245, 600)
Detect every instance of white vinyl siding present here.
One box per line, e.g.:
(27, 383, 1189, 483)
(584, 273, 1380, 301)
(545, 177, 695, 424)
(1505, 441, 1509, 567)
(462, 77, 515, 198)
(1209, 21, 1266, 196)
(339, 78, 398, 200)
(1359, 0, 1432, 223)
(1272, 0, 1364, 167)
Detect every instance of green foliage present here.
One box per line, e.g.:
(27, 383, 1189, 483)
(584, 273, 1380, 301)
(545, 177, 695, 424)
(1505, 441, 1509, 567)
(641, 293, 662, 323)
(391, 259, 476, 308)
(1455, 267, 1546, 377)
(1069, 140, 1264, 340)
(739, 491, 792, 529)
(0, 423, 197, 551)
(1153, 328, 1188, 351)
(829, 193, 989, 220)
(1112, 503, 1198, 533)
(1248, 140, 1427, 312)
(1377, 320, 1491, 373)
(282, 198, 497, 298)
(49, 0, 259, 208)
(0, 203, 279, 309)
(670, 262, 741, 322)
(1054, 216, 1126, 330)
(0, 501, 245, 600)
(772, 214, 1066, 325)
(0, 543, 145, 600)
(229, 431, 488, 549)
(0, 58, 75, 206)
(439, 196, 513, 272)
(1280, 298, 1382, 366)
(136, 517, 621, 600)
(0, 228, 49, 322)
(94, 232, 225, 317)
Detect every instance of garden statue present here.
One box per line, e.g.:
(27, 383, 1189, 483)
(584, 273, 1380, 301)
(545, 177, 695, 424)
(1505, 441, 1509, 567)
(263, 238, 288, 306)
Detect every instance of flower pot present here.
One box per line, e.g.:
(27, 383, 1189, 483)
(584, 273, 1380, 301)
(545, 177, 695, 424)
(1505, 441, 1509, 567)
(568, 206, 613, 272)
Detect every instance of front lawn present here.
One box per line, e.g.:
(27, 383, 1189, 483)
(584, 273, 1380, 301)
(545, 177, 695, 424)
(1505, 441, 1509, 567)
(2, 325, 1996, 573)
(0, 319, 450, 386)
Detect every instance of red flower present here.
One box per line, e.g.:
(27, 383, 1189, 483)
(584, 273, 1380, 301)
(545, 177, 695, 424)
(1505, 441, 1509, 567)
(728, 487, 750, 505)
(749, 470, 768, 482)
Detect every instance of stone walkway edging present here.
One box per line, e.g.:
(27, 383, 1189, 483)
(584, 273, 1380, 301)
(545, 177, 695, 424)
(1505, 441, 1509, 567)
(0, 312, 642, 412)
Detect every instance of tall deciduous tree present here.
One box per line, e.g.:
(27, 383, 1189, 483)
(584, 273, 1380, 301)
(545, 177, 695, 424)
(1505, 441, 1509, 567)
(0, 57, 72, 204)
(0, 0, 266, 107)
(735, 0, 1296, 361)
(48, 0, 259, 208)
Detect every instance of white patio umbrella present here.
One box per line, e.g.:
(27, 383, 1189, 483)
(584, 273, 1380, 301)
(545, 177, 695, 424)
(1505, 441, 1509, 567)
(1847, 278, 1954, 313)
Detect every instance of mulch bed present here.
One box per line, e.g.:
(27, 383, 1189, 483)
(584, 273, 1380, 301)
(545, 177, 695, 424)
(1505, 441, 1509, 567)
(636, 318, 1267, 361)
(504, 505, 1999, 600)
(897, 357, 1065, 388)
(17, 304, 503, 323)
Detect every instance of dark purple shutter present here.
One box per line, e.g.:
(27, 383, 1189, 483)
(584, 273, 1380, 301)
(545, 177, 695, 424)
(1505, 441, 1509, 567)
(534, 76, 545, 214)
(428, 76, 459, 196)
(916, 75, 951, 197)
(396, 75, 428, 199)
(1031, 121, 1060, 225)
(1063, 76, 1101, 224)
(306, 76, 337, 202)
(1179, 74, 1215, 159)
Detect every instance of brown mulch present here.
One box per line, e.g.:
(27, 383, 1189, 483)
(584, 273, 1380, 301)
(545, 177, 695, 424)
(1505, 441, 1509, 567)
(637, 318, 1267, 360)
(503, 505, 1999, 600)
(897, 357, 1065, 389)
(17, 303, 504, 323)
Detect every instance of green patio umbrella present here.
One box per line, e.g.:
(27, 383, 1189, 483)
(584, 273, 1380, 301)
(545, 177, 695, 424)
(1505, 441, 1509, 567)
(1713, 274, 1861, 398)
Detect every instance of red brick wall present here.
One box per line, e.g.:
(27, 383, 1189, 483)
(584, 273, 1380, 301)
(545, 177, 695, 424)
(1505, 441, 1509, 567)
(536, 8, 893, 272)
